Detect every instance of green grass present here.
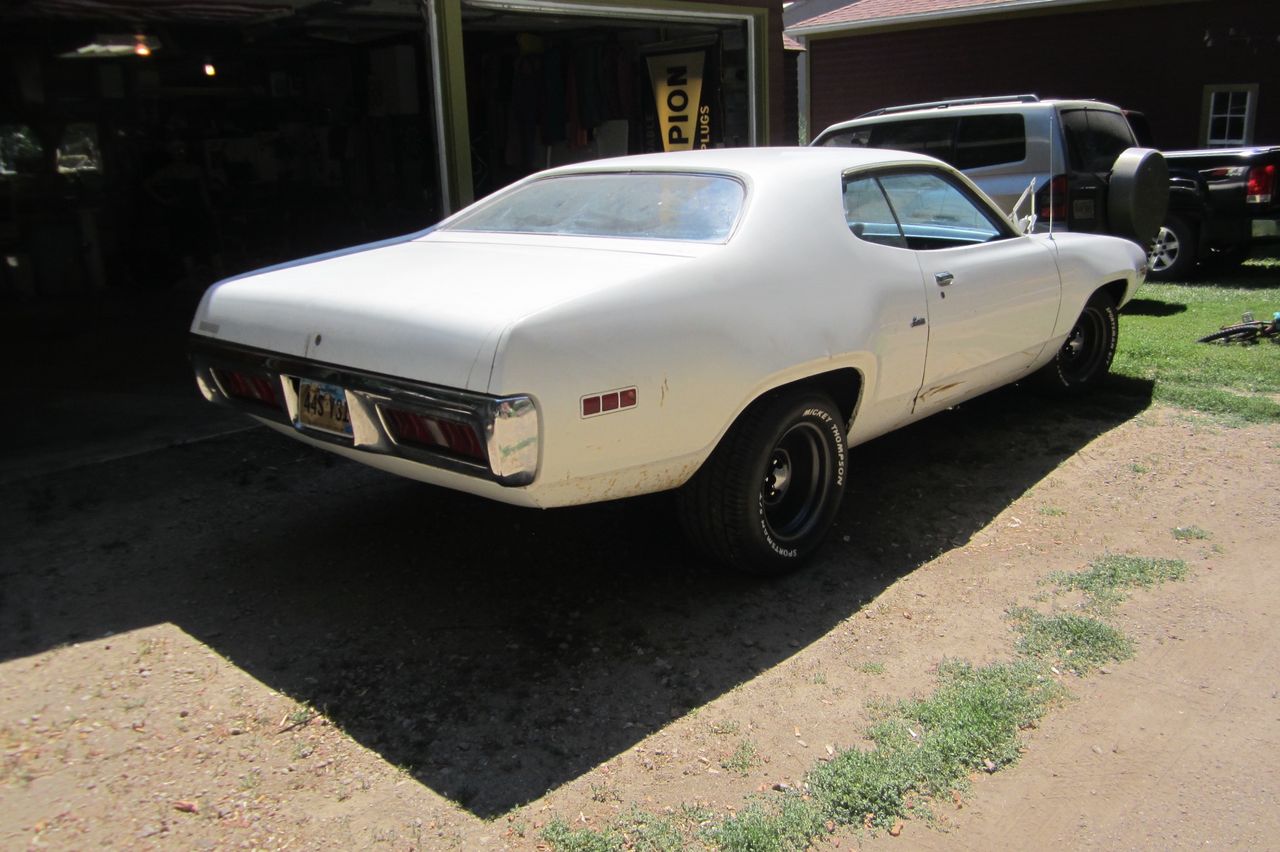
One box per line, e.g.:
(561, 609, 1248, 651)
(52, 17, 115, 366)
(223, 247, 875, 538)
(721, 740, 763, 775)
(615, 807, 695, 852)
(1049, 554, 1188, 610)
(809, 660, 1061, 830)
(1009, 609, 1133, 674)
(1172, 525, 1211, 541)
(707, 795, 826, 852)
(541, 819, 623, 852)
(1115, 276, 1280, 423)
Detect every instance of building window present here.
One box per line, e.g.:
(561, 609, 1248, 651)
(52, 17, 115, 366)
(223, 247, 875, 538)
(1201, 85, 1257, 147)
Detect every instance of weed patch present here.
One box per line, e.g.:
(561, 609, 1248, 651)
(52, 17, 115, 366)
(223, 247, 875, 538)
(1050, 554, 1188, 610)
(541, 819, 623, 852)
(721, 740, 762, 775)
(1010, 609, 1133, 674)
(707, 795, 825, 852)
(809, 660, 1061, 829)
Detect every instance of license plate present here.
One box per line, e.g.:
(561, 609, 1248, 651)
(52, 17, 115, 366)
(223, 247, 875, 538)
(296, 379, 353, 436)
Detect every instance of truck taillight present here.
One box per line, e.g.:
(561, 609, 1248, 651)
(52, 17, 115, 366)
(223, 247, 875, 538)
(1037, 175, 1069, 223)
(1246, 164, 1274, 204)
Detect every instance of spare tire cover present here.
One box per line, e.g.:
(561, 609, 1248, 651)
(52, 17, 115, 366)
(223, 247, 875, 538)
(1109, 147, 1169, 244)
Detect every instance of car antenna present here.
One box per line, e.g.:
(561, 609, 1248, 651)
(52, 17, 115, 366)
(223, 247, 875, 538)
(1048, 110, 1057, 240)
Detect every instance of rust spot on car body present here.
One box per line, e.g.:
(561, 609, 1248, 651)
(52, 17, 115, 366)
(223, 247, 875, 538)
(918, 382, 963, 402)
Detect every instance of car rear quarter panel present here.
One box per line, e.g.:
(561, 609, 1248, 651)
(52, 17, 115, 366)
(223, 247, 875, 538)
(485, 175, 932, 507)
(1045, 233, 1145, 336)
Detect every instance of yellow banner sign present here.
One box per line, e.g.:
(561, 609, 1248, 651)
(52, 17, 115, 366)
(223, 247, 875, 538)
(647, 51, 707, 152)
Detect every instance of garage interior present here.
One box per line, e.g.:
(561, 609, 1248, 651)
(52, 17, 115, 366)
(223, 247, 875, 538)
(1, 0, 757, 298)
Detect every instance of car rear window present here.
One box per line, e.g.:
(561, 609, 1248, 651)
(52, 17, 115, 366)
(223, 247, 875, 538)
(444, 172, 745, 242)
(1061, 108, 1135, 173)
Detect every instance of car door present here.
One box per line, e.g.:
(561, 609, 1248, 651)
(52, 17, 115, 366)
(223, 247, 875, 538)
(838, 172, 932, 439)
(873, 169, 1062, 414)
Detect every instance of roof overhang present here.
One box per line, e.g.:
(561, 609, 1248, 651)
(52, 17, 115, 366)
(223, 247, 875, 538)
(788, 0, 1123, 39)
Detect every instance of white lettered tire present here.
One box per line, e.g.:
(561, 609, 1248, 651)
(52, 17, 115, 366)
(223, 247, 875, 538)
(678, 390, 847, 575)
(1034, 290, 1119, 394)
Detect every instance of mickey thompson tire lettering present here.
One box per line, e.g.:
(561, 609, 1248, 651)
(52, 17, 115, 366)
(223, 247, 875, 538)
(1033, 290, 1118, 395)
(678, 390, 848, 576)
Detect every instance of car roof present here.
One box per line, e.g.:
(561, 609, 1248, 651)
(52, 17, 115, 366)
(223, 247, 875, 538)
(817, 98, 1124, 135)
(537, 146, 940, 182)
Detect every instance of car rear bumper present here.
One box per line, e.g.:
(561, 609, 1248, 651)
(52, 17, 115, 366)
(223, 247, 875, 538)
(189, 335, 539, 487)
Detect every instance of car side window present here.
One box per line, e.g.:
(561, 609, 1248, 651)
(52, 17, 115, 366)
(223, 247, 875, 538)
(869, 117, 955, 162)
(842, 175, 906, 248)
(876, 171, 1008, 250)
(954, 114, 1026, 169)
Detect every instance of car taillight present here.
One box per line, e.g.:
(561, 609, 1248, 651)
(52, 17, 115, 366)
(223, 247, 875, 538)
(217, 368, 283, 410)
(1247, 164, 1274, 204)
(1037, 174, 1069, 223)
(382, 407, 485, 461)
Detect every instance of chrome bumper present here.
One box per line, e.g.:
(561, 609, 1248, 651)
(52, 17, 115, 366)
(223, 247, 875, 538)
(189, 335, 540, 486)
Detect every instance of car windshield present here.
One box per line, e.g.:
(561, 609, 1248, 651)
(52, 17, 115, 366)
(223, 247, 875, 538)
(444, 172, 745, 242)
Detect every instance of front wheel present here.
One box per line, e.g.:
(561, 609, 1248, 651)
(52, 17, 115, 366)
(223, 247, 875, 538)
(678, 390, 847, 575)
(1033, 290, 1118, 394)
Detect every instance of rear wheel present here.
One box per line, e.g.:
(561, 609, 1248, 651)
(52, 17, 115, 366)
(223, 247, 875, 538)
(1034, 290, 1118, 394)
(678, 390, 846, 575)
(1147, 215, 1197, 280)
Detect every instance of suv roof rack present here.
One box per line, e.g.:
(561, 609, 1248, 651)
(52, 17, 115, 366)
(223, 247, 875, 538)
(858, 94, 1040, 118)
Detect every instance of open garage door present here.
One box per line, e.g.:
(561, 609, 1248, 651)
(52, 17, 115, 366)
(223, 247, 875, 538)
(436, 0, 768, 204)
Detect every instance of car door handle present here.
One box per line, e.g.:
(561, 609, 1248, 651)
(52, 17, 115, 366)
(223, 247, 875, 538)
(935, 272, 954, 287)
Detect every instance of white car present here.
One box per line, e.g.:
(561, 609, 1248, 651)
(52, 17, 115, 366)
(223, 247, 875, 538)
(190, 147, 1147, 574)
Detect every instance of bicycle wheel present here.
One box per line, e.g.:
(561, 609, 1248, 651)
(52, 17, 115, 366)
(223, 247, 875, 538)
(1197, 323, 1262, 344)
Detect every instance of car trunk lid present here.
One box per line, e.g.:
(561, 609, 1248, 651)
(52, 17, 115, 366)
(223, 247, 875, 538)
(192, 235, 701, 392)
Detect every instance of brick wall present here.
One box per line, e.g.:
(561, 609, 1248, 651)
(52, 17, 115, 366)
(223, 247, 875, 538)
(807, 1, 1280, 149)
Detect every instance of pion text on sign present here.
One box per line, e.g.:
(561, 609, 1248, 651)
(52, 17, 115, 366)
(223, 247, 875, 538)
(647, 50, 707, 152)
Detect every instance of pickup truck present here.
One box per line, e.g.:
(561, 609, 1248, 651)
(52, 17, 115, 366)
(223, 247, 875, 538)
(1150, 146, 1280, 279)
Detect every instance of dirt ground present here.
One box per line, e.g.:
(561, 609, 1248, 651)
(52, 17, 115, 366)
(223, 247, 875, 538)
(2, 382, 1278, 849)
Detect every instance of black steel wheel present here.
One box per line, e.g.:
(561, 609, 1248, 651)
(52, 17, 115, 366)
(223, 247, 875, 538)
(1034, 290, 1119, 394)
(678, 390, 847, 575)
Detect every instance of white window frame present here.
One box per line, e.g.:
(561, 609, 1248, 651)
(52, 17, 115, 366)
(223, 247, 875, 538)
(1200, 84, 1257, 147)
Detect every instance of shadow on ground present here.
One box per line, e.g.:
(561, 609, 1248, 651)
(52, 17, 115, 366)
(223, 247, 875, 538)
(1122, 298, 1188, 317)
(1167, 244, 1280, 290)
(0, 372, 1153, 816)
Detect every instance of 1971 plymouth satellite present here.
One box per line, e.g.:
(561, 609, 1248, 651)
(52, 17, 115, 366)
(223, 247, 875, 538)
(190, 147, 1148, 574)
